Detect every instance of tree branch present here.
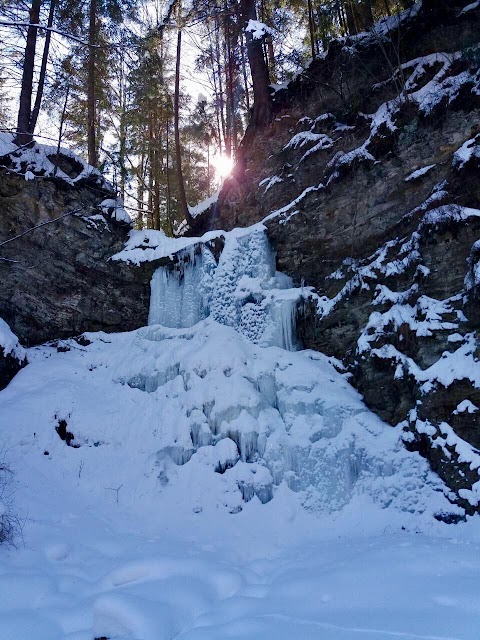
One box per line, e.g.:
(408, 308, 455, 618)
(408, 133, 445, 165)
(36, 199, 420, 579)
(0, 20, 102, 47)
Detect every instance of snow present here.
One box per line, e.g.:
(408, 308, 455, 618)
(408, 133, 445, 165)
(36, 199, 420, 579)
(405, 164, 436, 182)
(264, 184, 324, 223)
(259, 175, 283, 193)
(453, 399, 478, 415)
(0, 317, 26, 361)
(0, 316, 478, 640)
(245, 20, 274, 41)
(284, 131, 333, 151)
(452, 135, 480, 170)
(2, 230, 480, 640)
(99, 198, 132, 225)
(357, 295, 461, 354)
(460, 1, 480, 14)
(0, 319, 459, 526)
(282, 129, 334, 166)
(309, 202, 480, 321)
(0, 132, 109, 188)
(326, 146, 375, 184)
(316, 51, 474, 188)
(370, 332, 480, 395)
(189, 191, 220, 219)
(112, 227, 225, 265)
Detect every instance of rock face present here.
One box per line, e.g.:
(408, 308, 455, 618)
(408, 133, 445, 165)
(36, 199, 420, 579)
(0, 172, 154, 346)
(209, 1, 480, 512)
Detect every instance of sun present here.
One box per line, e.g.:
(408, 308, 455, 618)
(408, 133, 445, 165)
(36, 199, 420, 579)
(211, 153, 234, 179)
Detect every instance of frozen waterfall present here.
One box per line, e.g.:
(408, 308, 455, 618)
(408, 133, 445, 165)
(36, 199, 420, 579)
(148, 229, 300, 350)
(139, 226, 450, 516)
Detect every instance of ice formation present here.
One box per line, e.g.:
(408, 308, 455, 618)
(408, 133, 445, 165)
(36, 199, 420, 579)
(148, 229, 300, 351)
(109, 226, 456, 515)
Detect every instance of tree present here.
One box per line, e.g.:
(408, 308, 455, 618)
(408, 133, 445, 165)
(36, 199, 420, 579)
(55, 0, 139, 166)
(15, 0, 41, 145)
(239, 0, 272, 129)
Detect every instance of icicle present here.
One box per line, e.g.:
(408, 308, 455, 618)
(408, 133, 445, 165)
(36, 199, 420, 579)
(148, 228, 301, 350)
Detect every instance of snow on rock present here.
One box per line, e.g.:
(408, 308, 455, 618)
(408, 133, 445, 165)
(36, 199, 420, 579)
(0, 317, 26, 361)
(99, 198, 132, 225)
(189, 190, 220, 219)
(357, 295, 461, 355)
(453, 399, 479, 415)
(404, 164, 436, 182)
(259, 175, 283, 193)
(319, 51, 475, 185)
(111, 227, 224, 265)
(264, 184, 324, 223)
(460, 0, 480, 14)
(370, 332, 480, 395)
(452, 134, 480, 170)
(326, 146, 375, 184)
(0, 132, 109, 188)
(284, 131, 333, 151)
(310, 204, 480, 320)
(281, 129, 335, 166)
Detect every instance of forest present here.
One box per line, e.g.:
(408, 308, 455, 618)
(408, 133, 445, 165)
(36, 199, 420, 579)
(0, 0, 413, 232)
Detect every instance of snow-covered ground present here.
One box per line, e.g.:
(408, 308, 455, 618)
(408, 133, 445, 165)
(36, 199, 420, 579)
(1, 322, 480, 640)
(1, 225, 480, 639)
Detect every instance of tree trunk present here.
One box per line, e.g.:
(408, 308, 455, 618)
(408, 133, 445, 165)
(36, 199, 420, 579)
(53, 82, 70, 176)
(87, 0, 97, 167)
(360, 0, 374, 30)
(174, 28, 194, 228)
(166, 122, 174, 236)
(137, 150, 145, 229)
(344, 1, 357, 35)
(240, 0, 272, 129)
(240, 31, 251, 112)
(307, 0, 316, 61)
(214, 15, 227, 155)
(29, 0, 56, 137)
(223, 14, 232, 157)
(16, 0, 41, 146)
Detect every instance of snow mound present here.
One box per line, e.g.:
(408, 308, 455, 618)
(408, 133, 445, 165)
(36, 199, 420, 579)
(99, 198, 132, 225)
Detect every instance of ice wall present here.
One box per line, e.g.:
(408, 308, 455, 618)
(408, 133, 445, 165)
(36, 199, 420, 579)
(149, 229, 300, 350)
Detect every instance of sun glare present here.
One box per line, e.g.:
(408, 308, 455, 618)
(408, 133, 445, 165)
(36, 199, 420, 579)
(212, 154, 234, 179)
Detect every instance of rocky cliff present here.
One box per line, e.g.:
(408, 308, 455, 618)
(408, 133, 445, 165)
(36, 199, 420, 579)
(208, 0, 480, 514)
(0, 142, 155, 349)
